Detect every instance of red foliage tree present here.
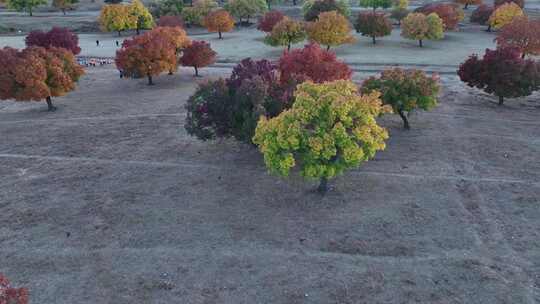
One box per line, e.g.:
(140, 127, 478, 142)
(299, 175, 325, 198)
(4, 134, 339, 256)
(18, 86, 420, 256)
(257, 10, 285, 32)
(25, 27, 81, 55)
(355, 12, 392, 44)
(458, 47, 540, 105)
(116, 26, 190, 85)
(180, 40, 217, 76)
(495, 16, 540, 59)
(0, 274, 28, 304)
(278, 43, 352, 84)
(157, 15, 184, 28)
(415, 3, 463, 30)
(0, 46, 85, 111)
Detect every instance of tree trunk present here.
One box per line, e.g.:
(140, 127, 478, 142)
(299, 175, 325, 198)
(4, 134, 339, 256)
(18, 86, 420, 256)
(498, 95, 504, 105)
(194, 66, 199, 77)
(521, 53, 526, 59)
(118, 31, 122, 36)
(29, 7, 33, 16)
(219, 31, 222, 39)
(287, 42, 291, 51)
(62, 8, 66, 15)
(486, 25, 491, 32)
(372, 36, 376, 44)
(46, 96, 56, 111)
(326, 45, 330, 51)
(317, 177, 328, 194)
(147, 74, 154, 85)
(293, 0, 297, 5)
(419, 39, 423, 47)
(136, 28, 140, 35)
(168, 70, 173, 75)
(398, 109, 410, 130)
(464, 3, 468, 9)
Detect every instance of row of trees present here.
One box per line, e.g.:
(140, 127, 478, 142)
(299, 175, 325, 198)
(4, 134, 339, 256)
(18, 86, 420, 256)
(184, 42, 441, 193)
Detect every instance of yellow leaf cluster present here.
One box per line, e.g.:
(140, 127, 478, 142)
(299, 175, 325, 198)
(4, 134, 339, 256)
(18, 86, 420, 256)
(489, 2, 524, 29)
(306, 11, 355, 50)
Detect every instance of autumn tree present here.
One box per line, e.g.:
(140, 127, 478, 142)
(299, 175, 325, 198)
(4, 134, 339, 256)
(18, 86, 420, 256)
(6, 0, 47, 15)
(306, 11, 355, 50)
(278, 43, 352, 83)
(150, 0, 183, 17)
(257, 10, 285, 32)
(116, 27, 190, 85)
(0, 274, 28, 304)
(129, 0, 154, 34)
(157, 15, 184, 28)
(401, 12, 444, 47)
(488, 2, 524, 30)
(204, 9, 235, 39)
(355, 12, 392, 44)
(180, 40, 217, 76)
(415, 3, 464, 30)
(52, 0, 78, 15)
(25, 27, 81, 55)
(253, 80, 390, 194)
(494, 0, 524, 8)
(455, 0, 481, 9)
(225, 0, 268, 24)
(99, 4, 136, 36)
(495, 16, 540, 58)
(194, 0, 218, 16)
(458, 47, 540, 105)
(361, 68, 440, 129)
(0, 46, 84, 111)
(303, 0, 350, 21)
(470, 4, 494, 30)
(264, 17, 306, 50)
(359, 0, 392, 12)
(391, 0, 409, 26)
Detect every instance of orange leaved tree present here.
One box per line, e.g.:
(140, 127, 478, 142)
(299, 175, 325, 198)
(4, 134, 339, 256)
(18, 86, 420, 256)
(203, 9, 235, 39)
(115, 27, 191, 85)
(0, 46, 84, 111)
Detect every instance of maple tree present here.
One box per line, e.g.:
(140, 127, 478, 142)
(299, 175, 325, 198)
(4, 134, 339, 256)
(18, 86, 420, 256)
(494, 0, 524, 8)
(0, 46, 84, 111)
(0, 274, 28, 304)
(129, 0, 154, 34)
(355, 12, 392, 44)
(401, 12, 444, 47)
(278, 43, 352, 84)
(180, 40, 217, 76)
(264, 17, 306, 50)
(361, 68, 440, 129)
(52, 0, 78, 15)
(391, 0, 409, 25)
(224, 0, 268, 24)
(470, 4, 494, 30)
(495, 16, 540, 58)
(116, 27, 190, 85)
(455, 0, 481, 9)
(359, 0, 392, 11)
(303, 0, 350, 21)
(157, 15, 184, 28)
(25, 27, 81, 55)
(253, 80, 390, 194)
(306, 11, 355, 50)
(257, 10, 285, 32)
(488, 2, 524, 30)
(458, 47, 540, 105)
(99, 4, 136, 36)
(204, 9, 235, 39)
(6, 0, 46, 15)
(415, 3, 464, 30)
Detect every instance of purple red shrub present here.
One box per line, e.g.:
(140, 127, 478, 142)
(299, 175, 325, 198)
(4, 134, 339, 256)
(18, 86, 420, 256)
(458, 47, 540, 105)
(25, 27, 81, 55)
(257, 10, 285, 32)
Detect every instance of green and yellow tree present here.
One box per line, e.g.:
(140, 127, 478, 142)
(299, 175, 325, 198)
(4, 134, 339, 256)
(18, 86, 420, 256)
(401, 12, 444, 47)
(6, 0, 47, 16)
(99, 4, 136, 35)
(307, 11, 355, 50)
(253, 80, 391, 194)
(129, 0, 154, 34)
(264, 17, 306, 50)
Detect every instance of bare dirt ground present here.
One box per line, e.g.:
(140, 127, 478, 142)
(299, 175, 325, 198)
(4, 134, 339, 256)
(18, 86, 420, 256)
(0, 64, 539, 303)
